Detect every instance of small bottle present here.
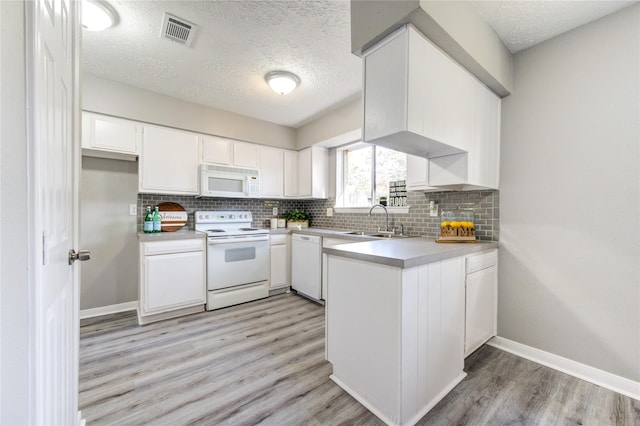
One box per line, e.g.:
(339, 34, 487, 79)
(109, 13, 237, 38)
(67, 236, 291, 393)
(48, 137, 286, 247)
(152, 206, 162, 233)
(143, 206, 154, 233)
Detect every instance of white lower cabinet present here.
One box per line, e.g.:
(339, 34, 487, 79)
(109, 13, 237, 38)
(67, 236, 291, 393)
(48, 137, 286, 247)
(327, 255, 465, 425)
(464, 249, 498, 356)
(269, 234, 290, 290)
(138, 237, 206, 325)
(321, 237, 353, 302)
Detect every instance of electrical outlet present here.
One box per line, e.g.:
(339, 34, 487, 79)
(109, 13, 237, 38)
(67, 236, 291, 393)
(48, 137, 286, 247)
(129, 204, 137, 216)
(429, 205, 439, 217)
(272, 207, 278, 216)
(326, 207, 333, 217)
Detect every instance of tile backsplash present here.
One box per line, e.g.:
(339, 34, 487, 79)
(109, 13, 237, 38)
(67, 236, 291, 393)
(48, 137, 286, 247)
(139, 189, 499, 242)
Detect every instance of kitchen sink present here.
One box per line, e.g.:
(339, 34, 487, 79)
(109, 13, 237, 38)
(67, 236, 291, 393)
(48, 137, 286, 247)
(344, 231, 409, 238)
(366, 233, 409, 239)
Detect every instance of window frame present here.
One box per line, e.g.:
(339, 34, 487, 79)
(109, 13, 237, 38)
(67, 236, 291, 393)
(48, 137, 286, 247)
(334, 142, 410, 213)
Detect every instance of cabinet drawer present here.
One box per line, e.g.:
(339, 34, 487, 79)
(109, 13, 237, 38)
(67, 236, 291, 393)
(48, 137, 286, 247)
(143, 239, 204, 255)
(466, 249, 497, 274)
(270, 234, 288, 245)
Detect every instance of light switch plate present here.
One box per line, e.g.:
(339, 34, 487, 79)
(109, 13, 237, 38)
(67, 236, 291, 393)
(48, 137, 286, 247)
(129, 204, 137, 216)
(326, 208, 333, 217)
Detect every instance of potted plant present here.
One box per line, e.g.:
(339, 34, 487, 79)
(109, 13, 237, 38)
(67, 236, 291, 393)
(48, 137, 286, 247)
(284, 209, 311, 228)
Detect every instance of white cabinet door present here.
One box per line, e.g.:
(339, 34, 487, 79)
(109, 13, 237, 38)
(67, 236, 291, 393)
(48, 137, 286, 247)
(284, 150, 298, 197)
(201, 135, 233, 165)
(258, 145, 284, 198)
(297, 148, 312, 198)
(270, 241, 289, 289)
(465, 251, 498, 356)
(234, 142, 259, 168)
(363, 26, 500, 189)
(140, 125, 199, 194)
(143, 250, 205, 313)
(298, 147, 328, 199)
(406, 154, 440, 191)
(82, 112, 140, 157)
(363, 31, 408, 143)
(201, 136, 259, 169)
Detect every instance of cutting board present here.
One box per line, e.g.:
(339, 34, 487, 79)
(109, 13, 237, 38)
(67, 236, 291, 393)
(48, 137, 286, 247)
(157, 202, 188, 232)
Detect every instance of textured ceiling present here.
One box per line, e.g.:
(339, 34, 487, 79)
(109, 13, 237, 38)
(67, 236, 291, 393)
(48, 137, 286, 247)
(82, 0, 638, 129)
(82, 0, 361, 128)
(473, 0, 637, 53)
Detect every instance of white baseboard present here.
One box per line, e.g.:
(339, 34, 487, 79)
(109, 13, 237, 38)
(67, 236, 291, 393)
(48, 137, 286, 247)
(488, 336, 640, 401)
(80, 301, 138, 320)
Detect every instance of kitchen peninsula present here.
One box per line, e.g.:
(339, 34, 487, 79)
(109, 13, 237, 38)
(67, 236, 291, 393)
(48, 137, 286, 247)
(324, 238, 498, 426)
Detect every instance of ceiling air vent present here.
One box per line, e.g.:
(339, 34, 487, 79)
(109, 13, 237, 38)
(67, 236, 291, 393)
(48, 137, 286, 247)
(160, 13, 197, 47)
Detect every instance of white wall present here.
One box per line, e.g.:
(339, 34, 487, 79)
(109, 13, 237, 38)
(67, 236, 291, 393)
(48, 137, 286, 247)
(499, 5, 640, 381)
(80, 157, 138, 310)
(0, 1, 29, 423)
(296, 98, 362, 149)
(82, 73, 297, 150)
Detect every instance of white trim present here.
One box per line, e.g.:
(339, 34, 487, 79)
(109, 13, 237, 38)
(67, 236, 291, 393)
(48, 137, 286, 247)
(330, 374, 397, 426)
(79, 301, 138, 320)
(334, 206, 411, 214)
(488, 337, 640, 401)
(330, 372, 466, 426)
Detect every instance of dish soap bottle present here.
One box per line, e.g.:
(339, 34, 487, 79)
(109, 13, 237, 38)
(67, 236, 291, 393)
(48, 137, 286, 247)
(152, 206, 162, 233)
(143, 206, 154, 233)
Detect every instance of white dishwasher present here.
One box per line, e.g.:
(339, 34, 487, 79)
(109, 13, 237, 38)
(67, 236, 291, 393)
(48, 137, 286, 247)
(291, 234, 322, 302)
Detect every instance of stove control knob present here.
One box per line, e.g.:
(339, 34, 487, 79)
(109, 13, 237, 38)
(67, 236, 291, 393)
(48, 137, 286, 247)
(230, 214, 235, 219)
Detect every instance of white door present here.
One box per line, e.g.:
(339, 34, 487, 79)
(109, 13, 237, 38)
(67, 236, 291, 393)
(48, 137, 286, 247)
(28, 0, 81, 424)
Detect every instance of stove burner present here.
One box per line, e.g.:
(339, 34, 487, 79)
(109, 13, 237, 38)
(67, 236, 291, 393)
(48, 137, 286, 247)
(238, 228, 258, 231)
(206, 229, 225, 233)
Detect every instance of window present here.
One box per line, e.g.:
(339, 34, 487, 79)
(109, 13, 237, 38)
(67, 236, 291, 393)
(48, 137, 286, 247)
(337, 143, 406, 207)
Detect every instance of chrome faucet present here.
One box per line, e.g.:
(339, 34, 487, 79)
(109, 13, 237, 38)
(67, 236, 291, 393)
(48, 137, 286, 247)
(369, 203, 390, 233)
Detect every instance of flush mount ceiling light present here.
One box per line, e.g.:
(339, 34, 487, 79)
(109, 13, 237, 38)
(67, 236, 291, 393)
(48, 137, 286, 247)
(82, 0, 119, 31)
(265, 71, 300, 95)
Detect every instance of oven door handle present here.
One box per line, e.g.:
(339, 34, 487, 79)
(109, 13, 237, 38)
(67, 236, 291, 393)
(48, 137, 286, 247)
(208, 236, 269, 245)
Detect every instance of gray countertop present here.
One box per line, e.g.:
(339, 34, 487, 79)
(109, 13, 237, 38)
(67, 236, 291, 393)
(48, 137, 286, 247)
(323, 238, 498, 269)
(271, 227, 383, 242)
(137, 230, 206, 242)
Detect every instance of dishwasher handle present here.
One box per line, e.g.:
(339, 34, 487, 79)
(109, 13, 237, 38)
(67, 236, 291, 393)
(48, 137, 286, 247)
(292, 234, 321, 243)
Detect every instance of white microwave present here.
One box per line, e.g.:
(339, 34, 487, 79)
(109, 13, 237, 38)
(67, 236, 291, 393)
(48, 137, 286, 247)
(199, 165, 260, 198)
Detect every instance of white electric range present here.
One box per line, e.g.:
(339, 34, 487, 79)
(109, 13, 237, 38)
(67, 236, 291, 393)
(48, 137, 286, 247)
(195, 211, 270, 310)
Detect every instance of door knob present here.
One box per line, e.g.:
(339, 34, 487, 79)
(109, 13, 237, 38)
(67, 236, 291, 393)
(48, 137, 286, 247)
(68, 249, 91, 265)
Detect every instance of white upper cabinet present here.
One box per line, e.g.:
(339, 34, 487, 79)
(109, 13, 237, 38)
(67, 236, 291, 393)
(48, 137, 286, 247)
(139, 125, 199, 195)
(406, 154, 439, 192)
(82, 112, 141, 159)
(363, 25, 501, 190)
(201, 135, 233, 165)
(234, 142, 259, 168)
(258, 145, 284, 198)
(429, 86, 501, 190)
(283, 150, 298, 197)
(201, 135, 258, 169)
(297, 147, 328, 199)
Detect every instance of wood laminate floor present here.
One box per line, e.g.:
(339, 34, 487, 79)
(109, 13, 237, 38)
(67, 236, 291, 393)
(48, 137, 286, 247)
(79, 293, 640, 426)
